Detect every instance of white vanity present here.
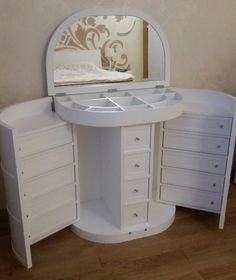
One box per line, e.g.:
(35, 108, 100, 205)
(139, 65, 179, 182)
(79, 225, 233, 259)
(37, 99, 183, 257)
(0, 9, 235, 268)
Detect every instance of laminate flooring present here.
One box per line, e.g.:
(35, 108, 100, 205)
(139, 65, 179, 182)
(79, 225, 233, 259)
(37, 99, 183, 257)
(1, 184, 236, 280)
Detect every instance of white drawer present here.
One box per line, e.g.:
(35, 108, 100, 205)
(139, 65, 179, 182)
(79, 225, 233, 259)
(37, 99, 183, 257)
(124, 152, 150, 180)
(123, 203, 148, 226)
(19, 124, 73, 157)
(25, 184, 76, 218)
(23, 165, 75, 198)
(163, 131, 229, 155)
(28, 202, 76, 242)
(21, 144, 74, 180)
(164, 115, 232, 136)
(124, 179, 149, 204)
(162, 150, 227, 175)
(122, 125, 150, 151)
(161, 167, 225, 193)
(160, 185, 222, 212)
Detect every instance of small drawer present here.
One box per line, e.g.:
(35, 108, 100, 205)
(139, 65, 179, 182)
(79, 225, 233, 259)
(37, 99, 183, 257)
(160, 185, 222, 212)
(163, 131, 229, 155)
(23, 165, 75, 198)
(123, 203, 148, 226)
(164, 115, 232, 136)
(161, 167, 225, 193)
(124, 179, 149, 204)
(122, 125, 151, 151)
(25, 184, 76, 218)
(21, 144, 74, 180)
(162, 150, 227, 175)
(124, 152, 150, 180)
(19, 124, 73, 157)
(28, 202, 76, 242)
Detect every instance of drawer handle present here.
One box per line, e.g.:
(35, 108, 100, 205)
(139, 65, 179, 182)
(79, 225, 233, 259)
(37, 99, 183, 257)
(134, 189, 139, 193)
(133, 213, 138, 217)
(217, 145, 221, 149)
(219, 124, 224, 129)
(210, 201, 214, 205)
(134, 164, 140, 168)
(214, 164, 218, 168)
(135, 137, 141, 141)
(212, 183, 216, 187)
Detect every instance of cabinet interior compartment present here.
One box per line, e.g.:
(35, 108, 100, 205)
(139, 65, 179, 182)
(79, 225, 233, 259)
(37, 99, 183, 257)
(76, 125, 122, 229)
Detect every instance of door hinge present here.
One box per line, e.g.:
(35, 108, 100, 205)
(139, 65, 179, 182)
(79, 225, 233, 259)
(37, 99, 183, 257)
(55, 92, 66, 96)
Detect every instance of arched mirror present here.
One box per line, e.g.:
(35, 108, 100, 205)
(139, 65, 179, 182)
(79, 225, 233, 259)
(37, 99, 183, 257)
(46, 9, 170, 96)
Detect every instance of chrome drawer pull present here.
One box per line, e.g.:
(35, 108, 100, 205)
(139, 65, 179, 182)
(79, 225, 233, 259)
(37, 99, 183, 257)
(133, 213, 138, 217)
(210, 201, 214, 205)
(219, 124, 224, 128)
(134, 164, 140, 168)
(135, 137, 141, 141)
(134, 189, 139, 193)
(217, 145, 221, 149)
(214, 164, 218, 168)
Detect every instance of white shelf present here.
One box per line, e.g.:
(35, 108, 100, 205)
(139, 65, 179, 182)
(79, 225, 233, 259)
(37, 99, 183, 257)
(11, 113, 65, 135)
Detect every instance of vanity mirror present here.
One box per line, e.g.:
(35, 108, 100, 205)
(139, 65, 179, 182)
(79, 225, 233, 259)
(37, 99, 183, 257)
(46, 9, 170, 96)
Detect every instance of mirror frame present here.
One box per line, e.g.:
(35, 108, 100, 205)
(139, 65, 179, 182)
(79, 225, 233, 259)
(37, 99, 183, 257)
(46, 8, 170, 96)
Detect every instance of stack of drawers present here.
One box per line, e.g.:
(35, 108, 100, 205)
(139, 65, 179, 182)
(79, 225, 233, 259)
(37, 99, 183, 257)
(159, 114, 232, 213)
(19, 123, 78, 244)
(121, 125, 152, 228)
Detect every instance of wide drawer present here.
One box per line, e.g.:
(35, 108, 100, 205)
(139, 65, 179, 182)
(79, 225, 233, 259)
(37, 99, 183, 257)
(163, 131, 229, 155)
(160, 185, 222, 212)
(23, 165, 75, 198)
(25, 184, 76, 218)
(28, 202, 76, 242)
(164, 115, 232, 136)
(124, 152, 150, 180)
(19, 124, 73, 157)
(123, 202, 148, 226)
(122, 125, 151, 152)
(21, 144, 74, 180)
(162, 150, 227, 175)
(161, 167, 225, 193)
(124, 179, 149, 204)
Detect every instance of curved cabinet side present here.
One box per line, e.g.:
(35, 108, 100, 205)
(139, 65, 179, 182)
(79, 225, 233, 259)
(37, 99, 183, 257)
(0, 124, 32, 268)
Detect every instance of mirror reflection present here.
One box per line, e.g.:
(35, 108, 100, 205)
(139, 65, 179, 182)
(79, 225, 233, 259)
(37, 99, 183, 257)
(54, 15, 165, 87)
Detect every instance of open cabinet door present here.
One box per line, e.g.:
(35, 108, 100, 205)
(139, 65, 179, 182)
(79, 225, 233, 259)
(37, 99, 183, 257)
(0, 124, 32, 268)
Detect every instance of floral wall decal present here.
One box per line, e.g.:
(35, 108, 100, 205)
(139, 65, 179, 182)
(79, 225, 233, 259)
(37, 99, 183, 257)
(55, 16, 144, 76)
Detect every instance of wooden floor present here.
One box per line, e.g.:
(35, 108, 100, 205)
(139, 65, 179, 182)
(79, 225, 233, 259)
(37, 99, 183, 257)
(1, 184, 236, 280)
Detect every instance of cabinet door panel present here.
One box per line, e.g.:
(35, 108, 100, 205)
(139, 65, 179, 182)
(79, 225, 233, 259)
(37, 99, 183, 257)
(162, 150, 227, 175)
(161, 167, 224, 193)
(28, 203, 77, 243)
(164, 115, 232, 136)
(21, 144, 74, 180)
(19, 124, 72, 157)
(163, 131, 229, 155)
(160, 185, 222, 212)
(0, 125, 32, 268)
(23, 165, 75, 198)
